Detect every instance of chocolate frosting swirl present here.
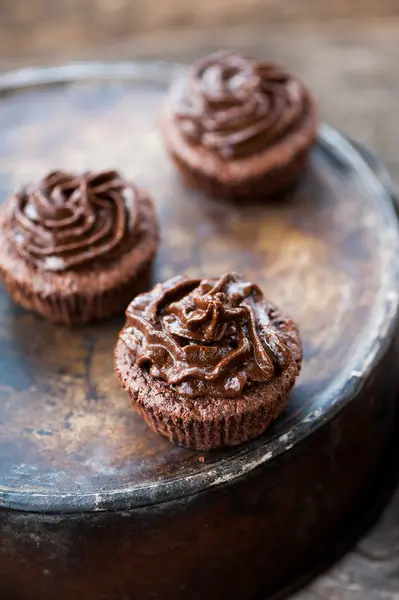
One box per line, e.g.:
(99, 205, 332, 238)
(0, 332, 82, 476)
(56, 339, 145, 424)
(174, 51, 311, 159)
(9, 170, 136, 272)
(121, 272, 292, 398)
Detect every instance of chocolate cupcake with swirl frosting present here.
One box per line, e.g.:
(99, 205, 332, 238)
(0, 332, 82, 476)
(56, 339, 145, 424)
(0, 170, 159, 324)
(115, 272, 302, 450)
(161, 50, 318, 199)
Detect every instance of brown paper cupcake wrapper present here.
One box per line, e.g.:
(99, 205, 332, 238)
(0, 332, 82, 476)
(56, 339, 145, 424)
(134, 394, 285, 451)
(2, 260, 153, 326)
(170, 149, 309, 201)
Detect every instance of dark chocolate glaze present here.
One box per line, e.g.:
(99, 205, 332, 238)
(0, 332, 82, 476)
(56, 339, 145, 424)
(7, 170, 137, 271)
(174, 50, 312, 159)
(120, 272, 292, 398)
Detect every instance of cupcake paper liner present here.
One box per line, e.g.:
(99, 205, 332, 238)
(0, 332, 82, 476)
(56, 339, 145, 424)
(1, 260, 153, 325)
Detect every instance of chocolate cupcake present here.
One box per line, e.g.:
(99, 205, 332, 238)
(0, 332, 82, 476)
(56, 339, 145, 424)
(0, 170, 159, 324)
(115, 272, 302, 450)
(161, 50, 318, 200)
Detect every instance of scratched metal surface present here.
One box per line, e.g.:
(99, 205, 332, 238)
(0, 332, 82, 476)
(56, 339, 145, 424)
(0, 63, 397, 513)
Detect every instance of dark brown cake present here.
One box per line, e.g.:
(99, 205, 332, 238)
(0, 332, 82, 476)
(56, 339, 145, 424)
(0, 170, 159, 324)
(115, 272, 302, 450)
(161, 50, 318, 200)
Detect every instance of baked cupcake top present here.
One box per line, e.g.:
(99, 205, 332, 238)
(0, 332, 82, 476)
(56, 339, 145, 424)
(120, 272, 298, 398)
(172, 50, 316, 159)
(5, 170, 138, 272)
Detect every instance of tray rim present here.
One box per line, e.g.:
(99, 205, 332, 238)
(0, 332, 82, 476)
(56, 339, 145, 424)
(0, 61, 398, 514)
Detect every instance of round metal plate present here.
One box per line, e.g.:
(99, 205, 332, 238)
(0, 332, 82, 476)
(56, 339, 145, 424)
(0, 62, 397, 514)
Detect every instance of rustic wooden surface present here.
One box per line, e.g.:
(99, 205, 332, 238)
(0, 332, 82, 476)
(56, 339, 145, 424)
(1, 18, 399, 600)
(1, 2, 399, 60)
